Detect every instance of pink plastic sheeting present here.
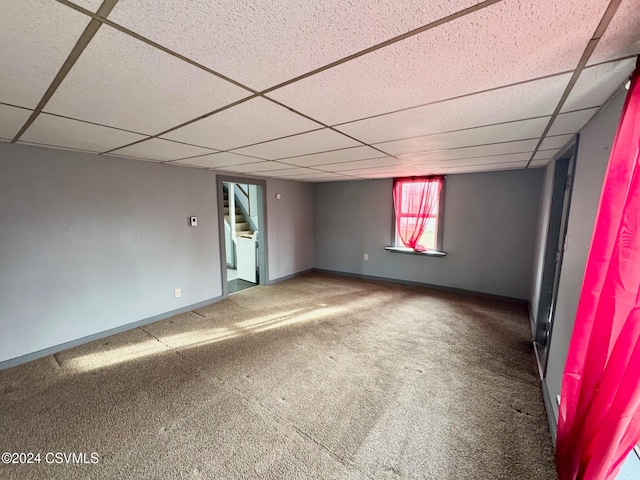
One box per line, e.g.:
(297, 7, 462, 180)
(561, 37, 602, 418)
(392, 176, 443, 252)
(556, 59, 640, 480)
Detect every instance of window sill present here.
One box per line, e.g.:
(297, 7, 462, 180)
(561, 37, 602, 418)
(384, 246, 446, 257)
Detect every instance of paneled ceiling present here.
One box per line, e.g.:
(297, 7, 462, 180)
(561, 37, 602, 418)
(1, 0, 638, 182)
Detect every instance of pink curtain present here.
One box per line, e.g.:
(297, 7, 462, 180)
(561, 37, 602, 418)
(393, 176, 443, 251)
(556, 60, 640, 480)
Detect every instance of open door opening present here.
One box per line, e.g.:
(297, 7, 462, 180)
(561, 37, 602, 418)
(218, 176, 268, 296)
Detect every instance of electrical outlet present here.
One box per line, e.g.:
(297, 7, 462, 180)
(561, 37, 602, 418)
(364, 253, 369, 261)
(174, 288, 181, 299)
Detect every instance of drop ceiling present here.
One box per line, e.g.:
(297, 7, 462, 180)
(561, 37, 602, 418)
(1, 0, 638, 182)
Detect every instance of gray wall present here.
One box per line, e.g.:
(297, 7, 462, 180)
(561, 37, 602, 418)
(0, 143, 222, 363)
(266, 178, 314, 281)
(544, 89, 627, 419)
(0, 143, 315, 364)
(314, 168, 544, 300)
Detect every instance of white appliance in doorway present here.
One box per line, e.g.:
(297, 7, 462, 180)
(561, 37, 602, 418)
(236, 232, 258, 283)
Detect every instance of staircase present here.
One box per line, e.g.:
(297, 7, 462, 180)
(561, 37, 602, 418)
(224, 187, 253, 238)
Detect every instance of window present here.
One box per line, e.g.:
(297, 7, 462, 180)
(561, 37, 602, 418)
(392, 176, 444, 252)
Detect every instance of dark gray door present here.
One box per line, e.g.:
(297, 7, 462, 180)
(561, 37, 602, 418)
(535, 147, 577, 373)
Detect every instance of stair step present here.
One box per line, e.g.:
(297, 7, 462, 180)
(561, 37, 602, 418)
(224, 200, 229, 207)
(224, 207, 244, 214)
(235, 222, 250, 231)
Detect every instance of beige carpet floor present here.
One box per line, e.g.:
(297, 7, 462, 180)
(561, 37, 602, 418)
(0, 272, 557, 479)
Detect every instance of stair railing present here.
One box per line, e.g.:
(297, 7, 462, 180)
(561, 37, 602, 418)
(236, 184, 251, 216)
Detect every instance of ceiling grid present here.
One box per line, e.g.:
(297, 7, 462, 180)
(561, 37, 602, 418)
(524, 0, 624, 167)
(1, 0, 637, 180)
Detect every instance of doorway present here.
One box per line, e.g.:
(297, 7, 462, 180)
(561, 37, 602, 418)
(217, 176, 268, 296)
(535, 140, 578, 373)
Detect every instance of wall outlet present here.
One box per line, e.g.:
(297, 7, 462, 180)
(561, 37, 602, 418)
(364, 253, 369, 261)
(174, 288, 182, 299)
(189, 216, 197, 227)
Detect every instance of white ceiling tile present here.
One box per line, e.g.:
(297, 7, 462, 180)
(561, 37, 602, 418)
(308, 176, 360, 182)
(307, 177, 359, 182)
(540, 134, 574, 151)
(5, 1, 633, 167)
(109, 0, 478, 91)
(20, 113, 147, 152)
(219, 161, 292, 173)
(0, 0, 92, 108)
(169, 160, 212, 168)
(399, 139, 538, 164)
(562, 59, 636, 112)
(101, 152, 156, 163)
(345, 165, 425, 176)
(534, 149, 560, 161)
(588, 0, 640, 65)
(548, 108, 599, 137)
(114, 138, 216, 162)
(45, 25, 250, 134)
(281, 171, 351, 179)
(233, 129, 361, 160)
(269, 0, 609, 124)
(414, 153, 534, 168)
(162, 98, 320, 150)
(0, 104, 31, 140)
(375, 117, 549, 156)
(431, 161, 529, 175)
(336, 74, 571, 144)
(68, 0, 103, 12)
(171, 152, 261, 169)
(17, 142, 101, 154)
(530, 159, 553, 168)
(317, 157, 407, 172)
(170, 162, 208, 169)
(280, 146, 384, 167)
(295, 179, 351, 183)
(254, 167, 317, 177)
(276, 175, 354, 183)
(355, 171, 425, 179)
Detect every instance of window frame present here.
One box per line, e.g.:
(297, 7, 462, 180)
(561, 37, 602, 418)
(391, 176, 446, 253)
